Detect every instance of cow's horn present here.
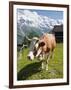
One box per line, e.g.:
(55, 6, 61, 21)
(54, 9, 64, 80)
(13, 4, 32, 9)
(26, 36, 32, 41)
(33, 37, 39, 40)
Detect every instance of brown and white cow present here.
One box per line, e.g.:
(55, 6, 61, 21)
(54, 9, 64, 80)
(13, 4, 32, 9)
(27, 33, 56, 70)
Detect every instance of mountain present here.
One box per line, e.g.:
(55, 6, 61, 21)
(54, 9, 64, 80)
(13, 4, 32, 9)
(17, 10, 63, 45)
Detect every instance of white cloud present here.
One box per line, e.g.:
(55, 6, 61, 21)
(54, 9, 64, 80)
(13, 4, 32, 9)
(17, 9, 63, 31)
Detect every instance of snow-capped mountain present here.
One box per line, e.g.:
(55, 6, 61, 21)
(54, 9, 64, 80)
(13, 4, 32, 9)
(17, 9, 63, 45)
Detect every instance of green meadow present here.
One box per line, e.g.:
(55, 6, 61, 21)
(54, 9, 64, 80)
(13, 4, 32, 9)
(17, 43, 63, 80)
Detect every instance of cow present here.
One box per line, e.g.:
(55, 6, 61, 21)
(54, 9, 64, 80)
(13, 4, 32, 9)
(27, 33, 56, 70)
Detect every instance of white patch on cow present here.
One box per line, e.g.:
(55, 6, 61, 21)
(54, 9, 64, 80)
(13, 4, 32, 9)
(35, 43, 39, 49)
(28, 51, 34, 60)
(36, 49, 42, 57)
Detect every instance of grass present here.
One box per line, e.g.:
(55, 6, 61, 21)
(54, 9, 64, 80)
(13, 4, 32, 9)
(17, 43, 63, 80)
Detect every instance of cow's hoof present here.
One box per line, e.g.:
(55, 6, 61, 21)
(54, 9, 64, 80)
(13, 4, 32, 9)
(46, 68, 48, 71)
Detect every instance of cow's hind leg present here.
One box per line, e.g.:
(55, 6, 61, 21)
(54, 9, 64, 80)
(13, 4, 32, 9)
(51, 49, 55, 59)
(41, 61, 45, 70)
(46, 62, 48, 70)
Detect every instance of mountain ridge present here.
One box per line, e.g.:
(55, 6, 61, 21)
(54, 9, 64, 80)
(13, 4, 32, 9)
(17, 9, 63, 45)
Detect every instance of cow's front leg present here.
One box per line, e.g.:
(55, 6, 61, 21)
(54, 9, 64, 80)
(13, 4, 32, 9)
(46, 52, 51, 70)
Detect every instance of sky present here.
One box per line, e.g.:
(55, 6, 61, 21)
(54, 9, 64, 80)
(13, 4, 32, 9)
(33, 10, 63, 20)
(17, 9, 63, 20)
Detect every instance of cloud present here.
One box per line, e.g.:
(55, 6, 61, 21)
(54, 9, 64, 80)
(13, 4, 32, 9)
(18, 9, 63, 30)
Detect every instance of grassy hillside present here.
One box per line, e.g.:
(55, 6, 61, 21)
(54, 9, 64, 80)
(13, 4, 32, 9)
(17, 43, 63, 80)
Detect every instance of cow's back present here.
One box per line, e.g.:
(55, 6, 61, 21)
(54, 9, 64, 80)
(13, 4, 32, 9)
(47, 34, 56, 50)
(39, 33, 56, 52)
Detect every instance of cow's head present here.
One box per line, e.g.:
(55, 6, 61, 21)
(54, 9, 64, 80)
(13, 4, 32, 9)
(27, 37, 45, 60)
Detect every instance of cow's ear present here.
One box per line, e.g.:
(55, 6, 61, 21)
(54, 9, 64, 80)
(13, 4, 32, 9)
(39, 42, 45, 47)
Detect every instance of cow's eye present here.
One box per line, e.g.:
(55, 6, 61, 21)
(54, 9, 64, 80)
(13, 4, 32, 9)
(39, 42, 45, 47)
